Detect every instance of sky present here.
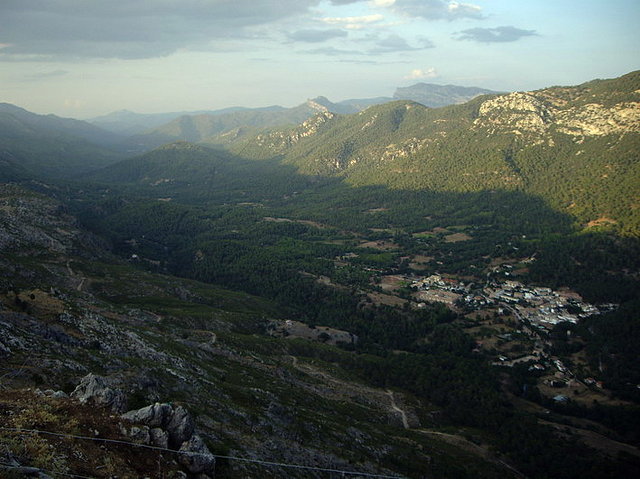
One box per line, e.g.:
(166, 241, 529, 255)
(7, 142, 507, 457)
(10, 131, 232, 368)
(0, 0, 638, 118)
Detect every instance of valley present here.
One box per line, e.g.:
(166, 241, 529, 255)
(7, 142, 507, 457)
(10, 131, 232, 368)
(1, 72, 639, 478)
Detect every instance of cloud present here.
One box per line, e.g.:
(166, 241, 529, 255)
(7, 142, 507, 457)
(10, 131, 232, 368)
(287, 29, 348, 43)
(456, 26, 538, 43)
(302, 47, 364, 56)
(370, 0, 396, 7)
(0, 0, 323, 60)
(371, 34, 434, 53)
(322, 14, 385, 30)
(302, 33, 432, 56)
(404, 67, 438, 80)
(374, 34, 414, 52)
(390, 0, 483, 20)
(447, 1, 483, 19)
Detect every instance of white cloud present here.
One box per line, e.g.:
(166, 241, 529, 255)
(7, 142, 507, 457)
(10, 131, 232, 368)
(392, 0, 483, 21)
(404, 67, 438, 80)
(448, 2, 482, 18)
(322, 14, 385, 30)
(370, 0, 396, 7)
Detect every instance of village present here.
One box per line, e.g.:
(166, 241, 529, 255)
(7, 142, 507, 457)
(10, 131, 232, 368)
(411, 272, 607, 329)
(405, 270, 617, 404)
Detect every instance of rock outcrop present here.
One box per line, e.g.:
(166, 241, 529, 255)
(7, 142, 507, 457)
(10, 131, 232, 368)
(71, 373, 127, 413)
(475, 91, 640, 138)
(178, 435, 216, 475)
(121, 402, 173, 428)
(253, 111, 335, 150)
(122, 402, 215, 477)
(475, 92, 554, 134)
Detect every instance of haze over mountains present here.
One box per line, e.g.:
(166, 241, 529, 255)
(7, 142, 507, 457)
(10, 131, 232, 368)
(88, 81, 499, 138)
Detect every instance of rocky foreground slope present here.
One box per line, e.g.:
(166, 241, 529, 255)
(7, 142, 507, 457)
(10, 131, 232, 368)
(0, 184, 516, 478)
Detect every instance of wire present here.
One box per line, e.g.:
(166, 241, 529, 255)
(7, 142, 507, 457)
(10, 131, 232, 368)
(0, 427, 405, 478)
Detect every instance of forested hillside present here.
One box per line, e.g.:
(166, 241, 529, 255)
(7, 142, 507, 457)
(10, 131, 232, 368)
(230, 71, 640, 236)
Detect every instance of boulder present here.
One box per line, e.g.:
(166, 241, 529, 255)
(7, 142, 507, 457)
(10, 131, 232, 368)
(71, 373, 127, 412)
(166, 406, 195, 448)
(122, 403, 196, 449)
(177, 434, 215, 476)
(38, 389, 69, 399)
(127, 426, 151, 445)
(122, 403, 172, 428)
(150, 428, 169, 449)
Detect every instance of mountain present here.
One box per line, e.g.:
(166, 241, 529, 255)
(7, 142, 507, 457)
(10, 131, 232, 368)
(4, 72, 640, 479)
(337, 96, 393, 110)
(232, 71, 640, 236)
(0, 103, 122, 147)
(393, 83, 500, 107)
(88, 105, 284, 136)
(122, 97, 360, 153)
(95, 83, 500, 151)
(0, 103, 126, 179)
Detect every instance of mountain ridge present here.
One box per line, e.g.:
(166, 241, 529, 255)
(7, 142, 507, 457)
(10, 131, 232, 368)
(0, 104, 126, 179)
(228, 71, 640, 235)
(90, 81, 500, 144)
(393, 82, 500, 107)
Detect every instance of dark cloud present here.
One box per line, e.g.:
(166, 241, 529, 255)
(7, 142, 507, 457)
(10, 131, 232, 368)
(456, 26, 538, 43)
(392, 0, 483, 21)
(287, 29, 348, 43)
(0, 0, 321, 60)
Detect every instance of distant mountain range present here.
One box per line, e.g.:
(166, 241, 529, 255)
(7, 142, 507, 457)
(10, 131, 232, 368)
(88, 105, 284, 136)
(4, 73, 638, 237)
(0, 103, 125, 179)
(88, 82, 500, 144)
(92, 71, 632, 236)
(119, 97, 344, 152)
(393, 83, 499, 108)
